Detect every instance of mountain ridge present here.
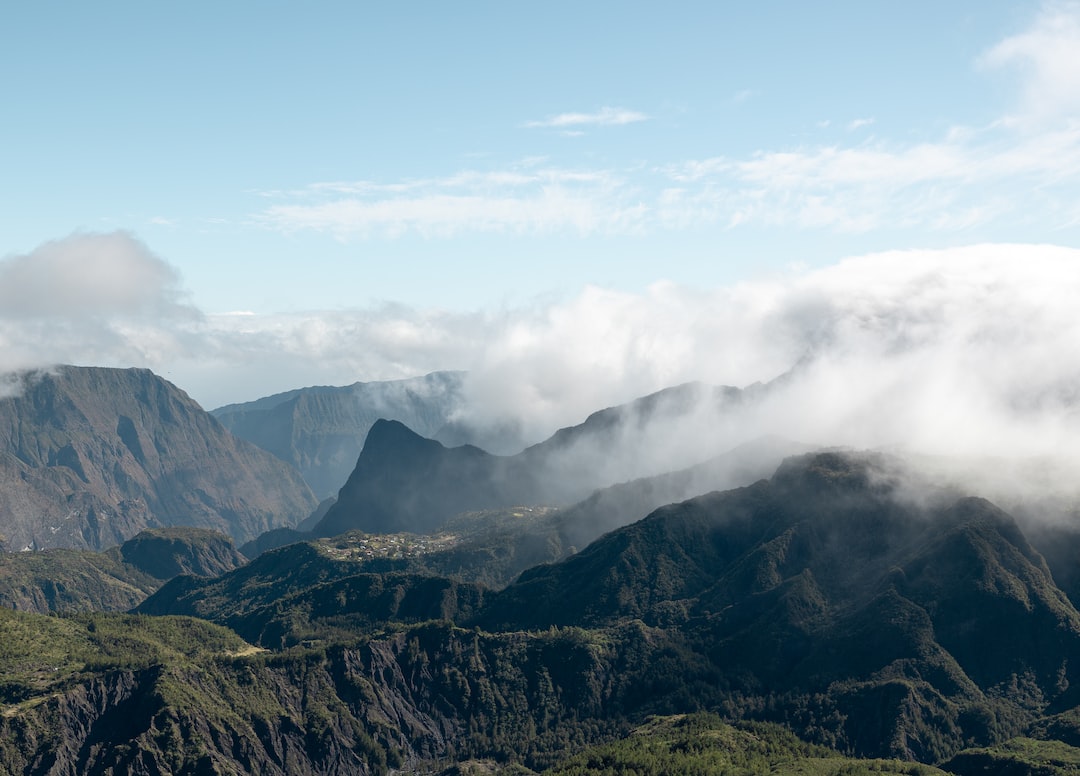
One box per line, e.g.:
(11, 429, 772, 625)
(313, 382, 758, 537)
(0, 366, 317, 550)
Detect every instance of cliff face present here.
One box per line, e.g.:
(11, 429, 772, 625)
(211, 372, 468, 499)
(0, 366, 317, 551)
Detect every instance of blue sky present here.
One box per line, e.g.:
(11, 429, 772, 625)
(3, 2, 1056, 311)
(4, 2, 1080, 435)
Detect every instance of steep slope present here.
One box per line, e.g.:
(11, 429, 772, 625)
(211, 371, 469, 498)
(476, 452, 1080, 760)
(314, 382, 757, 536)
(0, 366, 317, 550)
(118, 526, 248, 580)
(0, 527, 248, 613)
(313, 420, 542, 536)
(140, 450, 1080, 763)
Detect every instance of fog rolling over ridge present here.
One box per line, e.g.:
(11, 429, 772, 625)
(3, 237, 1080, 514)
(210, 371, 473, 500)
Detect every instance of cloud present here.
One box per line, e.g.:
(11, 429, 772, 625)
(251, 8, 1080, 244)
(256, 115, 1080, 240)
(138, 244, 1080, 469)
(254, 167, 649, 238)
(524, 106, 649, 129)
(0, 232, 188, 318)
(979, 1, 1080, 120)
(7, 234, 1080, 512)
(657, 118, 1080, 231)
(0, 232, 201, 378)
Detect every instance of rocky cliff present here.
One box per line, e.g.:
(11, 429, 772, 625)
(0, 366, 316, 551)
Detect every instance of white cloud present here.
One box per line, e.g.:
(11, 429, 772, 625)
(0, 232, 193, 320)
(524, 106, 649, 129)
(0, 232, 202, 378)
(7, 234, 1080, 499)
(980, 1, 1080, 121)
(656, 117, 1080, 232)
(257, 107, 1080, 240)
(156, 244, 1080, 461)
(250, 8, 1080, 244)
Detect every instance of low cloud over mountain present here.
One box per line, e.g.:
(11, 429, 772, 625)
(5, 234, 1080, 488)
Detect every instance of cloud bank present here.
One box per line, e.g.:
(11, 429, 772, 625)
(0, 232, 201, 393)
(5, 233, 1080, 485)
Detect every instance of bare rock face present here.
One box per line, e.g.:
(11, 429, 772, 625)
(0, 366, 317, 551)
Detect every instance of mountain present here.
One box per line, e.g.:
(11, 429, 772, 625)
(211, 371, 477, 498)
(237, 434, 808, 594)
(313, 381, 758, 536)
(0, 366, 317, 551)
(118, 526, 248, 580)
(476, 451, 1080, 760)
(135, 450, 1080, 766)
(0, 527, 248, 614)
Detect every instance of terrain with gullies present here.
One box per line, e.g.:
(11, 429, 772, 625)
(3, 448, 1080, 774)
(0, 366, 316, 552)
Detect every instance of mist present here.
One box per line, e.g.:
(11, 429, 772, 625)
(4, 233, 1080, 511)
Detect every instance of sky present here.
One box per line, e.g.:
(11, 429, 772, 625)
(3, 2, 1080, 453)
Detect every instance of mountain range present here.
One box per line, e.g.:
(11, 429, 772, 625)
(312, 381, 761, 537)
(1, 449, 1078, 773)
(210, 371, 516, 499)
(6, 365, 1080, 774)
(0, 526, 247, 613)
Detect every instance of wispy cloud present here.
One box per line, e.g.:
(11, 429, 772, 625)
(251, 7, 1080, 241)
(254, 167, 648, 238)
(255, 111, 1080, 239)
(524, 106, 649, 129)
(979, 1, 1080, 121)
(657, 119, 1080, 231)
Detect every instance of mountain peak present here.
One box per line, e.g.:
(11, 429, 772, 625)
(0, 365, 316, 550)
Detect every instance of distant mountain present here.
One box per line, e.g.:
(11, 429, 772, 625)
(0, 366, 317, 551)
(211, 371, 489, 498)
(238, 434, 808, 590)
(313, 381, 757, 536)
(0, 527, 246, 613)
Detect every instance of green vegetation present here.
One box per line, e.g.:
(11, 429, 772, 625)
(0, 547, 159, 613)
(0, 527, 247, 615)
(543, 714, 949, 775)
(9, 451, 1080, 773)
(943, 736, 1080, 775)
